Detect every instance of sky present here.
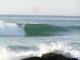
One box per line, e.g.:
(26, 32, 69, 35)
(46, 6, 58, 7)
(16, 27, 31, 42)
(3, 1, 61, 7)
(0, 0, 80, 16)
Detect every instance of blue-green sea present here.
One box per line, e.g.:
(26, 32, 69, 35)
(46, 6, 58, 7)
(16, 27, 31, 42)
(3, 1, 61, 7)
(0, 15, 80, 60)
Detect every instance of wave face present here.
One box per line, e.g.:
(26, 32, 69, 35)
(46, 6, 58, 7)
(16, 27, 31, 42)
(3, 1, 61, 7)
(24, 24, 80, 36)
(0, 20, 25, 36)
(24, 24, 68, 36)
(0, 42, 80, 60)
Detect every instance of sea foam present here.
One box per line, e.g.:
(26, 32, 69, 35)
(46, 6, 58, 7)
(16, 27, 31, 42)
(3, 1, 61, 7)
(0, 20, 25, 36)
(0, 42, 79, 60)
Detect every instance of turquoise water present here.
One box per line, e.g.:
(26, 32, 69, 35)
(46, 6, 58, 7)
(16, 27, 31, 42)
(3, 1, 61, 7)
(0, 15, 80, 60)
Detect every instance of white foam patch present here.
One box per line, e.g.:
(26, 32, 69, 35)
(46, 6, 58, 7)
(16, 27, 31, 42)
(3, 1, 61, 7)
(37, 42, 80, 58)
(0, 46, 19, 60)
(0, 20, 25, 36)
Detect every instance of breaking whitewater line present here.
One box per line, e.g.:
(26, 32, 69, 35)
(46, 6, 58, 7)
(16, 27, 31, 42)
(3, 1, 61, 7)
(0, 20, 25, 36)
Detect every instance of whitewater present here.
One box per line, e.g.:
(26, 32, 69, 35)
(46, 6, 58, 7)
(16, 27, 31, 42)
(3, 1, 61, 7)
(0, 15, 80, 60)
(0, 41, 80, 60)
(0, 20, 24, 36)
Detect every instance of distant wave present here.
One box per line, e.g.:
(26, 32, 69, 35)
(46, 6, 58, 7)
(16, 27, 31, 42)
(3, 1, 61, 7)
(67, 26, 80, 31)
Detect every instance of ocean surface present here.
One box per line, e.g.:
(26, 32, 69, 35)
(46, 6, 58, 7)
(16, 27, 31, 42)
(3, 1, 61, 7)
(0, 15, 80, 60)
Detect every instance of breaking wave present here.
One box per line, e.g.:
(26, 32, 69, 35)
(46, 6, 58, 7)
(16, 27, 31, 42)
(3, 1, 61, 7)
(0, 20, 25, 36)
(0, 42, 80, 60)
(0, 20, 80, 36)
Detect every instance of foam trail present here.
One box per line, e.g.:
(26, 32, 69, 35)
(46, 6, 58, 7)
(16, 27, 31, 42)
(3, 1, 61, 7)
(0, 20, 25, 36)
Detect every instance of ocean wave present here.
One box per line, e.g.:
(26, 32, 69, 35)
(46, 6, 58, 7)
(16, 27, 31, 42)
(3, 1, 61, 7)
(23, 24, 80, 36)
(0, 20, 25, 36)
(24, 24, 68, 36)
(67, 26, 80, 31)
(0, 20, 80, 36)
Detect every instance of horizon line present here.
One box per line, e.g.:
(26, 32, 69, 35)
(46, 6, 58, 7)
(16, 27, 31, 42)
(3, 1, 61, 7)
(0, 14, 80, 18)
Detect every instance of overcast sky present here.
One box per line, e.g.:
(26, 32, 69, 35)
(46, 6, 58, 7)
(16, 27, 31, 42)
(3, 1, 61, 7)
(0, 0, 80, 16)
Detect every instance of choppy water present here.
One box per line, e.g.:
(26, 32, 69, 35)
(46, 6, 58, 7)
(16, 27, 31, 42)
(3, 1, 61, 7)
(0, 15, 80, 60)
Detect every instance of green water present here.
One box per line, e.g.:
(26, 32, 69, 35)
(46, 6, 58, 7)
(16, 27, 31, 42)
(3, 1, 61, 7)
(24, 24, 67, 36)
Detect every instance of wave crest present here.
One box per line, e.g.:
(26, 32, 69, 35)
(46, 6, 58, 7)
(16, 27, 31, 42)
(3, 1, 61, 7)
(0, 20, 25, 36)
